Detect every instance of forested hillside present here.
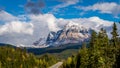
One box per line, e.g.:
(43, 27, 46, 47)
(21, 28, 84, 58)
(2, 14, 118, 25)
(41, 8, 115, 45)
(61, 23, 120, 68)
(0, 46, 58, 68)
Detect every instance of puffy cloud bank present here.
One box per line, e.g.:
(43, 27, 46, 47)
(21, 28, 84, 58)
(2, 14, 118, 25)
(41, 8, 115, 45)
(0, 11, 60, 46)
(0, 10, 119, 46)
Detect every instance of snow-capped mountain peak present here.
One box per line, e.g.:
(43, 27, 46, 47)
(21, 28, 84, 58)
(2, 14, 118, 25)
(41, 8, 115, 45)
(64, 22, 82, 31)
(33, 22, 92, 47)
(46, 22, 91, 46)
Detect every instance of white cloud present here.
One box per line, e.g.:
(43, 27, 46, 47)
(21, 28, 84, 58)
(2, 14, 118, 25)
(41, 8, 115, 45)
(75, 2, 120, 17)
(50, 0, 79, 14)
(0, 10, 18, 22)
(29, 14, 60, 31)
(56, 0, 79, 8)
(0, 21, 34, 35)
(0, 11, 119, 46)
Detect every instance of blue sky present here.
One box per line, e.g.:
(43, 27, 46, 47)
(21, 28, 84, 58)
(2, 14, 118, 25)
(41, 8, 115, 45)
(0, 0, 120, 22)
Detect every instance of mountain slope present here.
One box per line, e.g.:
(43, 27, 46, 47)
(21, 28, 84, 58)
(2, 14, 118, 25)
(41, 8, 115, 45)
(46, 22, 92, 46)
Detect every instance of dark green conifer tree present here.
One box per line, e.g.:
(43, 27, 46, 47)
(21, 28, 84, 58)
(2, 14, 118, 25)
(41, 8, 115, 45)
(79, 43, 89, 68)
(111, 22, 119, 47)
(90, 30, 98, 49)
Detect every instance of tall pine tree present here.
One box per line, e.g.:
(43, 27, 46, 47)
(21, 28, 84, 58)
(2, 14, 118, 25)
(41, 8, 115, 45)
(98, 28, 109, 47)
(111, 22, 119, 47)
(111, 22, 120, 68)
(90, 30, 98, 49)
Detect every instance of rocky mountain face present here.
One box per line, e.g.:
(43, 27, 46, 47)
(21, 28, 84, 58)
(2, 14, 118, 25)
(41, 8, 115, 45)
(33, 22, 92, 47)
(46, 22, 92, 46)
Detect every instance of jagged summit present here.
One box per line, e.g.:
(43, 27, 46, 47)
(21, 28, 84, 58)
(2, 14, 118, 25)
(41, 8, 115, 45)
(46, 22, 91, 46)
(33, 22, 92, 47)
(63, 22, 83, 31)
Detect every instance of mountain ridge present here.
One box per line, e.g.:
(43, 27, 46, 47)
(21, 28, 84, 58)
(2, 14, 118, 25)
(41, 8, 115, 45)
(33, 22, 92, 47)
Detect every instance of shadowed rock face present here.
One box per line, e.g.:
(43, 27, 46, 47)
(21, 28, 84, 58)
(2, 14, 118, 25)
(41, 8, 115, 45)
(46, 22, 92, 46)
